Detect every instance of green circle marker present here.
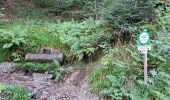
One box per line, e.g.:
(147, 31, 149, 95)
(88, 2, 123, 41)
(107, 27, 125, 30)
(138, 29, 150, 45)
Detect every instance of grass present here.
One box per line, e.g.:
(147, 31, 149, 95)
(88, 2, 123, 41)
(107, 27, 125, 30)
(89, 45, 142, 93)
(1, 19, 62, 48)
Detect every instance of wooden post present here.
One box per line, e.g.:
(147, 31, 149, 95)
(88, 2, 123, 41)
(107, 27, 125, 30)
(143, 50, 148, 83)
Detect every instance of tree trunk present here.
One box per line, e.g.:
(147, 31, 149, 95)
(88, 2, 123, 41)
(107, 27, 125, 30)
(4, 0, 15, 18)
(25, 53, 64, 64)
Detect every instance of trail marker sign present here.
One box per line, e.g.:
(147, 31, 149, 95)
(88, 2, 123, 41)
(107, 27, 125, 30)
(138, 29, 150, 45)
(138, 29, 151, 83)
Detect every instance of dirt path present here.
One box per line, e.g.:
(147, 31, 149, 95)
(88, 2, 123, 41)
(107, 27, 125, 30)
(0, 61, 101, 100)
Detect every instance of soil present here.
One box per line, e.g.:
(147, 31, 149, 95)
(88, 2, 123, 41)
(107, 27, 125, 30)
(0, 61, 101, 100)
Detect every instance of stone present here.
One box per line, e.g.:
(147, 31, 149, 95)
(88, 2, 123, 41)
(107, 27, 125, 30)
(0, 62, 19, 73)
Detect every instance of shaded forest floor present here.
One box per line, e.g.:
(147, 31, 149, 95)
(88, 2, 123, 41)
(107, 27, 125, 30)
(0, 61, 101, 100)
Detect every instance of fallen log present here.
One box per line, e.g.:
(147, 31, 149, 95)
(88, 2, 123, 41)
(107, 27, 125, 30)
(25, 53, 64, 63)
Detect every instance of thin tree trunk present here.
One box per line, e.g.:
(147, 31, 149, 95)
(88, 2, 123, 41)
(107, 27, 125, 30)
(4, 0, 15, 18)
(94, 0, 99, 20)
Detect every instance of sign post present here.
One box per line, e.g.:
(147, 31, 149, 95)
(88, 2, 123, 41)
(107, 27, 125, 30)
(144, 50, 148, 82)
(138, 29, 151, 83)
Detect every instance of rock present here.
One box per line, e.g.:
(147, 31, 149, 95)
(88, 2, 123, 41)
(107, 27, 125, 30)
(40, 95, 48, 100)
(0, 62, 19, 73)
(32, 90, 42, 99)
(40, 91, 50, 100)
(48, 96, 56, 100)
(33, 73, 53, 82)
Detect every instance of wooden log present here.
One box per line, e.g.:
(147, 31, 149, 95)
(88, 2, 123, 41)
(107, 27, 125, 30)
(25, 53, 64, 63)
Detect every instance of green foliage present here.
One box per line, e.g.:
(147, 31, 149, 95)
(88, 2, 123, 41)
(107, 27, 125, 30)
(90, 34, 170, 99)
(52, 60, 73, 81)
(89, 45, 142, 93)
(14, 1, 47, 18)
(52, 60, 64, 80)
(22, 62, 54, 73)
(15, 0, 101, 20)
(0, 83, 31, 100)
(1, 20, 61, 48)
(0, 25, 28, 49)
(0, 48, 8, 63)
(82, 0, 100, 19)
(21, 60, 68, 77)
(130, 70, 170, 100)
(149, 34, 170, 72)
(100, 0, 156, 31)
(15, 0, 82, 18)
(100, 69, 170, 100)
(0, 20, 63, 61)
(24, 20, 62, 48)
(57, 18, 111, 60)
(0, 23, 30, 61)
(11, 52, 22, 62)
(159, 7, 170, 32)
(0, 19, 111, 61)
(0, 83, 5, 94)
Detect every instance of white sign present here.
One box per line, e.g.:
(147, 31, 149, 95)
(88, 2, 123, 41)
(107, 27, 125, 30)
(138, 45, 151, 51)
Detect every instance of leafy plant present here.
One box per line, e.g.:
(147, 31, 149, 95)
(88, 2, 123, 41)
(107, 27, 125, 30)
(52, 60, 64, 81)
(22, 62, 52, 73)
(11, 52, 22, 62)
(0, 26, 28, 49)
(0, 83, 5, 94)
(0, 83, 31, 100)
(148, 34, 170, 72)
(158, 7, 170, 32)
(57, 18, 111, 60)
(100, 0, 156, 32)
(89, 34, 170, 99)
(0, 20, 63, 61)
(89, 45, 142, 93)
(130, 70, 170, 100)
(52, 60, 73, 81)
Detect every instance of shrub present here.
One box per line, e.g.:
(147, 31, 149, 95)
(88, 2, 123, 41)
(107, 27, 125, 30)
(22, 62, 51, 73)
(52, 60, 64, 81)
(89, 34, 170, 99)
(129, 70, 170, 100)
(57, 18, 111, 60)
(159, 7, 170, 32)
(148, 33, 170, 72)
(0, 83, 31, 100)
(89, 45, 142, 93)
(0, 20, 63, 61)
(0, 47, 8, 63)
(0, 23, 29, 61)
(100, 0, 156, 31)
(0, 25, 28, 49)
(52, 60, 73, 81)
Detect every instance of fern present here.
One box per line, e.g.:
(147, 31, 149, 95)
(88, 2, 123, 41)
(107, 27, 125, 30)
(90, 34, 170, 99)
(57, 18, 111, 60)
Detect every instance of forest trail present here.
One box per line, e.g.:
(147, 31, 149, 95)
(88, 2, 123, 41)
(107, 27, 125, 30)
(0, 61, 101, 100)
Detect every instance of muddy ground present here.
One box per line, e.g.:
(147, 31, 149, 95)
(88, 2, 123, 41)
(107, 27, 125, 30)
(0, 62, 101, 100)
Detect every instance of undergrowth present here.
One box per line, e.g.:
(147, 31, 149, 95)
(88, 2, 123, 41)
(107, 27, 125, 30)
(56, 18, 111, 60)
(0, 18, 111, 61)
(89, 34, 170, 100)
(0, 83, 31, 100)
